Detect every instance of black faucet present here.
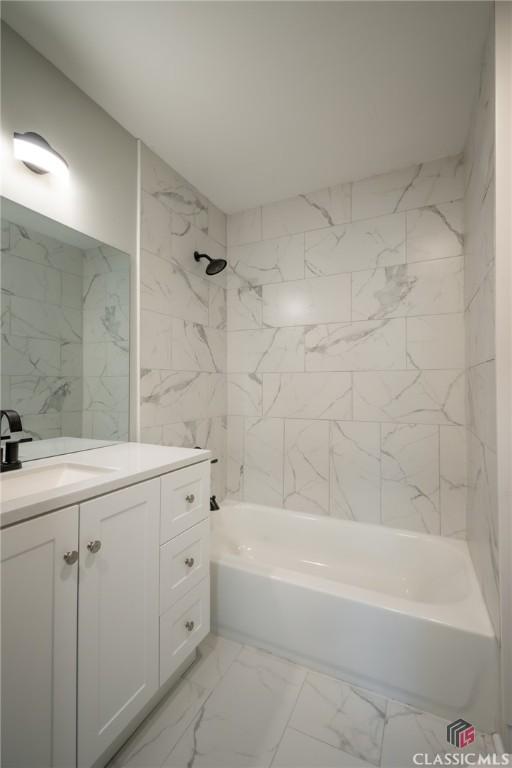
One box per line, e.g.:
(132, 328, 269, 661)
(193, 446, 220, 511)
(1, 410, 33, 472)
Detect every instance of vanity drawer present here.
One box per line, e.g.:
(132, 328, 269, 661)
(159, 519, 209, 614)
(160, 462, 210, 543)
(159, 578, 210, 685)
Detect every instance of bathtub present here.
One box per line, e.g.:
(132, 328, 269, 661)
(210, 500, 499, 732)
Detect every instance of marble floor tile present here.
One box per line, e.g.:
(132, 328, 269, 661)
(111, 635, 242, 768)
(165, 646, 306, 767)
(380, 701, 495, 768)
(289, 671, 388, 766)
(272, 728, 372, 768)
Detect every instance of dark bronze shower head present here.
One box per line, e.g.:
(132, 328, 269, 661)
(194, 251, 227, 276)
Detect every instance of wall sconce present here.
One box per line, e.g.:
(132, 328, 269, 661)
(13, 132, 69, 178)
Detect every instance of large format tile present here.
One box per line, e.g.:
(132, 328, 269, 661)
(227, 373, 263, 416)
(305, 319, 405, 371)
(226, 285, 262, 330)
(226, 415, 245, 499)
(466, 263, 495, 367)
(381, 423, 440, 534)
(284, 420, 329, 514)
(289, 671, 388, 766)
(172, 320, 225, 373)
(228, 234, 304, 288)
(272, 729, 372, 768)
(263, 274, 351, 327)
(263, 373, 352, 420)
(467, 360, 496, 451)
(262, 184, 351, 239)
(440, 425, 467, 538)
(1, 335, 61, 376)
(165, 646, 306, 767)
(381, 701, 495, 768)
(141, 250, 209, 325)
(353, 370, 465, 426)
(352, 258, 463, 320)
(140, 310, 172, 370)
(406, 314, 465, 370)
(228, 328, 304, 373)
(111, 635, 241, 768)
(140, 370, 225, 426)
(406, 200, 463, 263)
(330, 422, 380, 524)
(244, 418, 284, 506)
(352, 155, 464, 220)
(227, 207, 262, 246)
(2, 253, 61, 306)
(305, 213, 406, 277)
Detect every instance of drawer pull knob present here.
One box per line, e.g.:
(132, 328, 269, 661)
(185, 493, 195, 504)
(63, 550, 78, 565)
(185, 557, 195, 568)
(87, 540, 102, 554)
(185, 620, 195, 632)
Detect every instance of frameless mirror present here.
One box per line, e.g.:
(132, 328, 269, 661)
(1, 198, 130, 461)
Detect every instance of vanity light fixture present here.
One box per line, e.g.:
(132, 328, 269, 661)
(13, 132, 69, 178)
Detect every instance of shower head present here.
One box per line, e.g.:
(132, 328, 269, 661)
(194, 251, 227, 276)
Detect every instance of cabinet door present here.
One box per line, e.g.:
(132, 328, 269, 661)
(1, 507, 79, 768)
(78, 479, 159, 768)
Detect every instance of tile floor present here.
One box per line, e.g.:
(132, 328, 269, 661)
(110, 634, 496, 768)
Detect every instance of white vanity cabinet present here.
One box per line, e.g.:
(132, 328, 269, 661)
(77, 479, 160, 768)
(1, 506, 79, 768)
(0, 454, 210, 768)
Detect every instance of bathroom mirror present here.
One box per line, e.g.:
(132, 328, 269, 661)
(0, 198, 130, 461)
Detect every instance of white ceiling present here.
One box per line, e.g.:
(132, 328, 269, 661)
(2, 1, 489, 213)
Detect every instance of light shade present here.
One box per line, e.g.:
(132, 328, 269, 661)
(13, 132, 69, 178)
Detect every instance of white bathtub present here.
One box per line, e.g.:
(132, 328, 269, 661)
(210, 500, 499, 732)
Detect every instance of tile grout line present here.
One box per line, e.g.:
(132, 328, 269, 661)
(268, 671, 310, 768)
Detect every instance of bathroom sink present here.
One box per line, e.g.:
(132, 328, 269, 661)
(0, 462, 118, 503)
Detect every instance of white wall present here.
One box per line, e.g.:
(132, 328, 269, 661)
(0, 23, 137, 258)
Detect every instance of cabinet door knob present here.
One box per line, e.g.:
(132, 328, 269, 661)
(185, 557, 195, 568)
(185, 620, 195, 632)
(185, 493, 195, 504)
(63, 550, 78, 565)
(87, 540, 102, 554)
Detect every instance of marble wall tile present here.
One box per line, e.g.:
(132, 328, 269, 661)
(141, 189, 173, 261)
(464, 186, 494, 308)
(406, 201, 463, 263)
(228, 234, 304, 289)
(262, 184, 351, 239)
(330, 421, 380, 523)
(2, 253, 61, 306)
(20, 412, 62, 440)
(289, 670, 388, 766)
(227, 328, 304, 373)
(467, 360, 496, 451)
(466, 263, 495, 367)
(83, 376, 129, 414)
(62, 272, 83, 310)
(145, 161, 209, 236)
(305, 213, 406, 277)
(140, 370, 225, 426)
(5, 223, 84, 274)
(11, 297, 82, 342)
(227, 373, 262, 416)
(10, 375, 82, 416)
(61, 342, 83, 377)
(141, 250, 209, 325)
(226, 285, 262, 331)
(263, 274, 351, 327)
(173, 320, 225, 373)
(352, 154, 464, 221)
(208, 204, 227, 246)
(284, 419, 329, 514)
(209, 284, 227, 330)
(226, 415, 245, 499)
(352, 257, 463, 321)
(353, 370, 465, 426)
(227, 207, 262, 246)
(1, 335, 61, 376)
(440, 426, 467, 537)
(140, 310, 172, 370)
(305, 319, 405, 371)
(381, 423, 440, 533)
(406, 314, 465, 370)
(263, 372, 352, 420)
(82, 410, 128, 441)
(244, 418, 284, 506)
(0, 295, 11, 333)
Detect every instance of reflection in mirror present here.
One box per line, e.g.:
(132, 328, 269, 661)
(1, 198, 130, 461)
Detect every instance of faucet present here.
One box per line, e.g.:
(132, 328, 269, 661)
(1, 410, 32, 472)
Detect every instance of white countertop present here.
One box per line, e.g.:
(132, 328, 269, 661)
(0, 442, 211, 528)
(19, 436, 118, 462)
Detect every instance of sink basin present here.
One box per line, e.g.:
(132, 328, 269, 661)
(0, 463, 118, 503)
